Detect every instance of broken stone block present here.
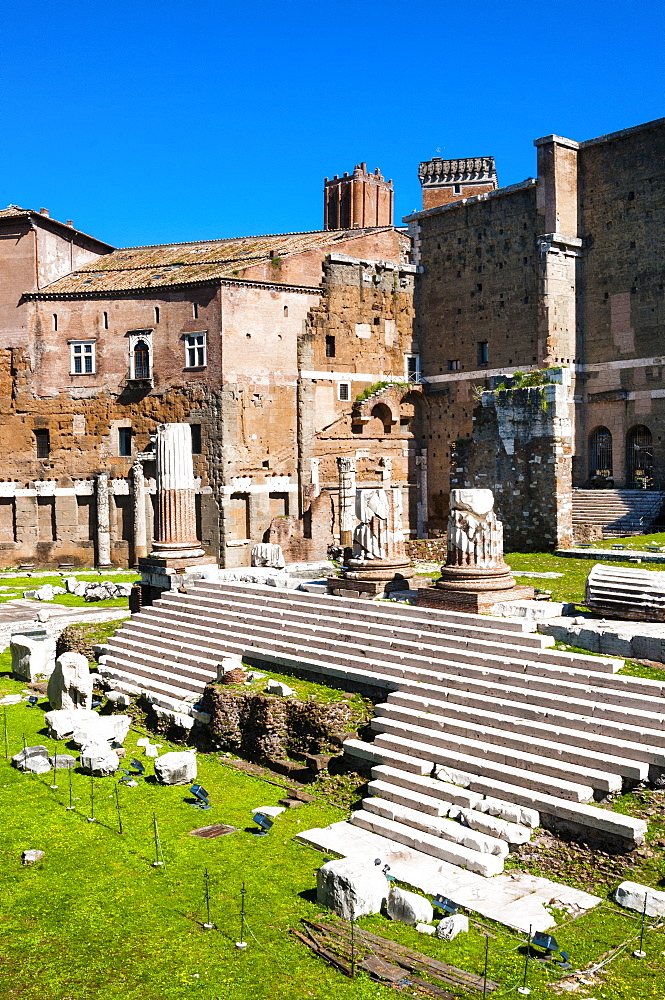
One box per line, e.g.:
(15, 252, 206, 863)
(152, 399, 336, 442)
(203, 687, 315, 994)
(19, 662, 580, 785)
(614, 881, 665, 917)
(316, 857, 387, 920)
(0, 694, 23, 705)
(45, 709, 130, 746)
(387, 886, 434, 926)
(23, 584, 55, 601)
(64, 577, 79, 593)
(12, 746, 49, 771)
(22, 850, 45, 865)
(436, 914, 469, 940)
(265, 679, 294, 697)
(251, 806, 284, 819)
(80, 746, 119, 776)
(23, 757, 52, 774)
(106, 690, 131, 708)
(47, 754, 77, 769)
(11, 632, 57, 682)
(46, 651, 93, 711)
(153, 751, 197, 785)
(416, 922, 436, 935)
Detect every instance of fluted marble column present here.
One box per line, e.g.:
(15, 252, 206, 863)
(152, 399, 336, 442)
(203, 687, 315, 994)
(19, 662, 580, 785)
(150, 424, 204, 559)
(132, 458, 148, 561)
(96, 471, 112, 568)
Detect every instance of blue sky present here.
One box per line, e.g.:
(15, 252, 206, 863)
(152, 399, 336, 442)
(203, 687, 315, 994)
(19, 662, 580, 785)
(1, 0, 663, 248)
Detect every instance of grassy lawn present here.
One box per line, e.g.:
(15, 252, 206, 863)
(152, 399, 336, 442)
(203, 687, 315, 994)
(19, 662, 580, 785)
(1, 647, 665, 1000)
(503, 552, 636, 606)
(0, 572, 137, 610)
(590, 531, 665, 551)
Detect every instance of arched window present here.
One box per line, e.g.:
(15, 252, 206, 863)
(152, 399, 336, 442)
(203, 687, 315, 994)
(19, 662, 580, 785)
(627, 425, 653, 488)
(589, 426, 613, 482)
(133, 340, 150, 379)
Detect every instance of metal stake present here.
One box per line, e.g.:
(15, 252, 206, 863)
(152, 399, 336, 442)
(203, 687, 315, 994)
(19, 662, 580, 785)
(114, 784, 124, 835)
(22, 733, 27, 751)
(203, 867, 215, 929)
(235, 882, 247, 948)
(152, 813, 165, 867)
(3, 706, 8, 759)
(66, 765, 75, 810)
(482, 935, 489, 1000)
(87, 776, 96, 822)
(517, 925, 532, 996)
(634, 892, 648, 958)
(350, 916, 355, 978)
(49, 750, 58, 789)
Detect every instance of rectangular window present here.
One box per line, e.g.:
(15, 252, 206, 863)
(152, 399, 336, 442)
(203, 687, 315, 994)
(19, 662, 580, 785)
(34, 429, 50, 459)
(190, 424, 202, 454)
(447, 360, 459, 371)
(477, 341, 489, 365)
(184, 332, 206, 368)
(103, 312, 108, 329)
(405, 355, 421, 382)
(325, 335, 336, 358)
(338, 382, 350, 401)
(118, 427, 132, 457)
(192, 302, 199, 319)
(70, 341, 96, 375)
(154, 306, 160, 324)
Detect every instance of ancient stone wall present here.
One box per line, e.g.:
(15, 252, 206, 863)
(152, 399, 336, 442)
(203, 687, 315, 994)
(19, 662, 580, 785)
(452, 372, 573, 552)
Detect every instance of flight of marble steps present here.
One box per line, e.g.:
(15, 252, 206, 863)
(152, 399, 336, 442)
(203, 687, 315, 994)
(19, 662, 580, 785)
(98, 580, 661, 869)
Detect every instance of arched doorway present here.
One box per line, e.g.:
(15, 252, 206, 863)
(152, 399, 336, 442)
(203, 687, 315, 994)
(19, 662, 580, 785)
(627, 425, 653, 488)
(588, 427, 613, 486)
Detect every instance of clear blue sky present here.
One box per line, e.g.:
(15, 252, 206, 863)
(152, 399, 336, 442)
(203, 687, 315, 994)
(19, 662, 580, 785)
(1, 0, 663, 249)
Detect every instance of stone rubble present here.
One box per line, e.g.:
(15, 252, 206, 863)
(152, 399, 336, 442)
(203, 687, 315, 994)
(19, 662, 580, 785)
(153, 751, 197, 785)
(435, 914, 469, 940)
(386, 885, 434, 926)
(614, 880, 665, 917)
(46, 651, 93, 711)
(316, 856, 388, 921)
(23, 578, 133, 602)
(10, 631, 57, 682)
(21, 850, 45, 865)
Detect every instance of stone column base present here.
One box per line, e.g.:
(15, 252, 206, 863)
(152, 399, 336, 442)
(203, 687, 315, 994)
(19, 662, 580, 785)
(138, 555, 218, 606)
(416, 585, 535, 613)
(327, 574, 413, 599)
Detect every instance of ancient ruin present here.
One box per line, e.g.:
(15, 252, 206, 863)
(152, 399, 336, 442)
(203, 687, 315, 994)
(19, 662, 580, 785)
(418, 488, 532, 611)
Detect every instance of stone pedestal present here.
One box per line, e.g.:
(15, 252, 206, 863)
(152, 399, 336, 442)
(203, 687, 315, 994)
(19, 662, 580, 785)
(139, 424, 214, 606)
(418, 488, 532, 611)
(328, 474, 414, 599)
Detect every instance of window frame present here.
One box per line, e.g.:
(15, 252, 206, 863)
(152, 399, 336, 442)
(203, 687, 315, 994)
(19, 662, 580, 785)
(405, 354, 421, 382)
(127, 329, 153, 381)
(338, 381, 351, 401)
(69, 339, 96, 375)
(184, 331, 207, 369)
(118, 427, 132, 457)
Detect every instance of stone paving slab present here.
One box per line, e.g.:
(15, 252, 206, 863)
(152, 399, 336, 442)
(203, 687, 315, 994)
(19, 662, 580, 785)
(0, 600, 129, 653)
(296, 819, 601, 934)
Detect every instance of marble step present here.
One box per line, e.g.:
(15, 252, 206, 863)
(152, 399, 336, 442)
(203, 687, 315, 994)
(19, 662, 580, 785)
(370, 716, 623, 793)
(349, 808, 505, 877)
(363, 795, 509, 857)
(375, 701, 649, 780)
(367, 778, 532, 846)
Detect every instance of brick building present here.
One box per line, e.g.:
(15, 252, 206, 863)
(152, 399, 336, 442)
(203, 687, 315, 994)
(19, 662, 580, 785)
(406, 116, 665, 546)
(0, 188, 418, 568)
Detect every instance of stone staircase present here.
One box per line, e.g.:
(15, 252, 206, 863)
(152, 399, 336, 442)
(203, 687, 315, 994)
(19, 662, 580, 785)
(572, 488, 664, 536)
(99, 581, 660, 864)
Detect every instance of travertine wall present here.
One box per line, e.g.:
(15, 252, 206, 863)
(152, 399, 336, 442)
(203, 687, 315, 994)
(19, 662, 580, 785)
(452, 373, 573, 553)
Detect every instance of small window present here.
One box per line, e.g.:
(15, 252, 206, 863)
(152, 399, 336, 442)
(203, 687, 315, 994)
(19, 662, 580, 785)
(192, 302, 199, 319)
(118, 427, 132, 457)
(190, 423, 202, 454)
(453, 184, 461, 194)
(283, 305, 288, 317)
(477, 341, 489, 365)
(35, 429, 50, 459)
(448, 360, 459, 371)
(405, 355, 421, 382)
(133, 339, 150, 379)
(338, 382, 350, 401)
(154, 306, 160, 324)
(184, 332, 206, 368)
(103, 311, 108, 329)
(70, 341, 96, 375)
(325, 335, 336, 358)
(53, 313, 58, 331)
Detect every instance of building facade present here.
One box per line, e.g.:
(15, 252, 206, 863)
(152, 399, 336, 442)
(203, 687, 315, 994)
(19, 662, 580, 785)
(406, 116, 665, 539)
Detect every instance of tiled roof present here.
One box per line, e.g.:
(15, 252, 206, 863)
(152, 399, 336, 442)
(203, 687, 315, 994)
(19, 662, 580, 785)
(0, 205, 114, 249)
(34, 227, 401, 294)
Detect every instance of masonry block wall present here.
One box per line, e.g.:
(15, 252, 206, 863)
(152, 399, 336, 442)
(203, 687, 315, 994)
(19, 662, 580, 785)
(452, 374, 573, 553)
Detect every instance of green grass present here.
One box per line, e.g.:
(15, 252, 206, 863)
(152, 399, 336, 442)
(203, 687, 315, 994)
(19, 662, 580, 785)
(0, 572, 137, 609)
(590, 531, 665, 551)
(2, 651, 665, 1000)
(504, 552, 634, 606)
